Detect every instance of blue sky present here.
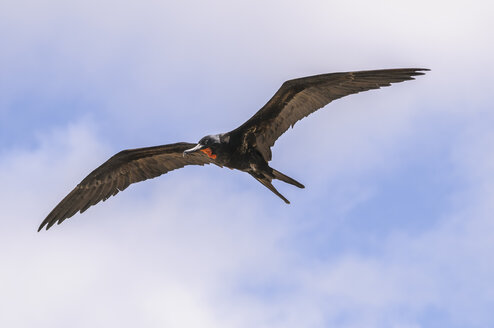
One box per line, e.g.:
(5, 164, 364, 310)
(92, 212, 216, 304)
(1, 0, 493, 327)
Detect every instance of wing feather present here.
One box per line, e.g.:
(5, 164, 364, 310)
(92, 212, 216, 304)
(39, 142, 212, 231)
(231, 68, 428, 161)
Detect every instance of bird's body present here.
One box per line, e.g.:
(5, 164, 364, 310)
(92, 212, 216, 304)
(39, 68, 428, 231)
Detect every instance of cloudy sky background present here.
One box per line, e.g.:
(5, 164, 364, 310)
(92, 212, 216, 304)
(1, 0, 493, 327)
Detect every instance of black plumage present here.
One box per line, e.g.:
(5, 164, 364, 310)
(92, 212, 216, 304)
(39, 68, 428, 231)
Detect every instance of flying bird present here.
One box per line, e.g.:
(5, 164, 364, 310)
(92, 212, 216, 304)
(39, 68, 428, 231)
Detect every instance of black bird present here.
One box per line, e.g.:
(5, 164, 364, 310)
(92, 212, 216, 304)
(39, 68, 428, 231)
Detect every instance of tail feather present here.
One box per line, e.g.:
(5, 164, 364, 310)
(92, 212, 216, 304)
(251, 174, 290, 204)
(271, 169, 305, 188)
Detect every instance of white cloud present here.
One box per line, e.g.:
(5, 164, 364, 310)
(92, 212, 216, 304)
(1, 0, 494, 327)
(0, 121, 290, 328)
(2, 105, 494, 328)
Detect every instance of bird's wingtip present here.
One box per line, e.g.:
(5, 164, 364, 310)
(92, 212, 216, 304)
(38, 218, 57, 232)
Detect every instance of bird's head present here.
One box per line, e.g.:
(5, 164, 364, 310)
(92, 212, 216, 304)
(183, 134, 222, 159)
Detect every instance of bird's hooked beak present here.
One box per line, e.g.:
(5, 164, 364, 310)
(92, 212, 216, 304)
(183, 143, 205, 157)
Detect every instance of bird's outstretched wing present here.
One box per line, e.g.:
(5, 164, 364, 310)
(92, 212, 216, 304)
(39, 142, 213, 231)
(231, 68, 429, 161)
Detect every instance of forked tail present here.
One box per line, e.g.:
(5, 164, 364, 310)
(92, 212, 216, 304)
(249, 167, 304, 204)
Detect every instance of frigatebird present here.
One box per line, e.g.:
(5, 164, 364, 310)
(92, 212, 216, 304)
(39, 68, 428, 231)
